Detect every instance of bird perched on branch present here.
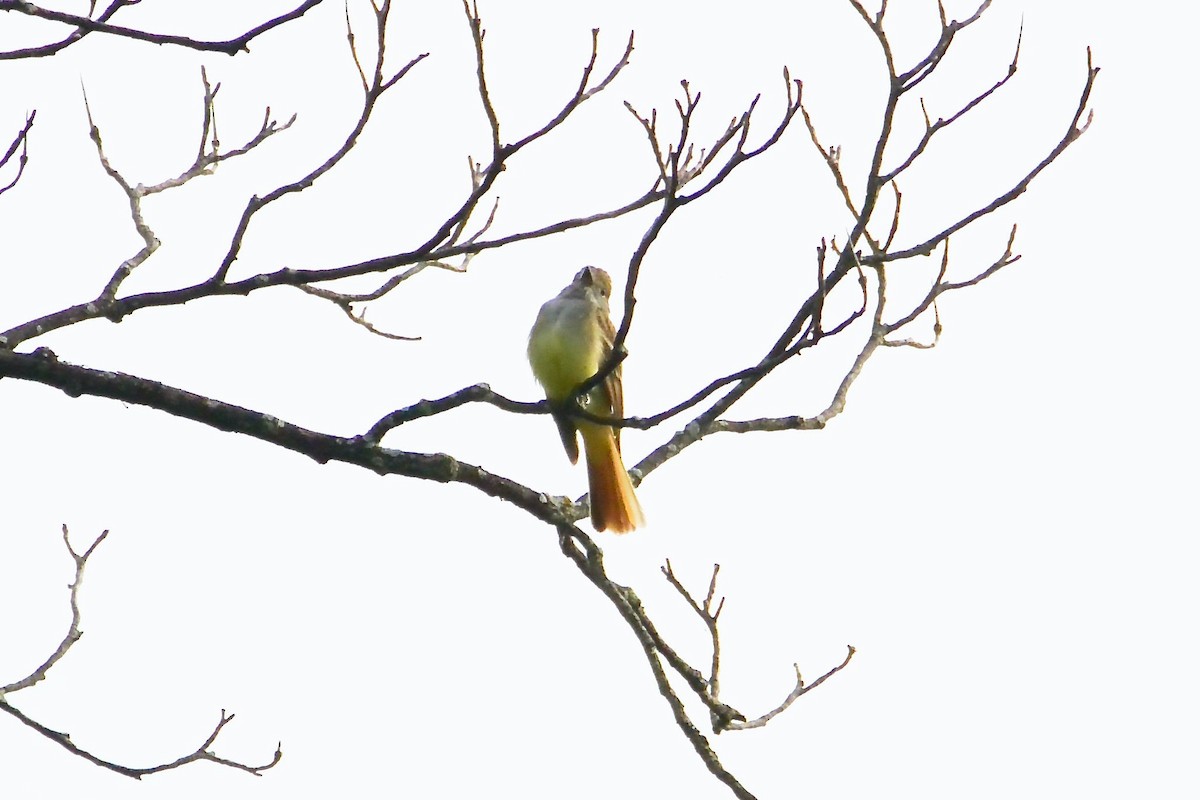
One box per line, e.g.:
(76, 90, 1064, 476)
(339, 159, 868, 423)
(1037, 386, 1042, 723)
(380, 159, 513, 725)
(528, 266, 645, 533)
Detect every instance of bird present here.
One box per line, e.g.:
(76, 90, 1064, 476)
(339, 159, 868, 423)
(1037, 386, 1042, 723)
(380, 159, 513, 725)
(527, 266, 645, 533)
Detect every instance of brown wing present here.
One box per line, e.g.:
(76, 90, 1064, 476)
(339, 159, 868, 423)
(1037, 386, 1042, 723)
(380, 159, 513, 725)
(596, 302, 624, 452)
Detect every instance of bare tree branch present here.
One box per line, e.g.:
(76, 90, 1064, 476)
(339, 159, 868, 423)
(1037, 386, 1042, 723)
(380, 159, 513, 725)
(556, 533, 760, 800)
(0, 0, 128, 60)
(874, 48, 1096, 263)
(364, 384, 541, 444)
(296, 285, 423, 340)
(572, 70, 804, 412)
(726, 646, 856, 731)
(660, 561, 856, 735)
(210, 2, 426, 284)
(0, 8, 652, 349)
(412, 2, 637, 261)
(0, 110, 35, 196)
(0, 526, 281, 778)
(0, 184, 657, 348)
(0, 0, 327, 59)
(620, 18, 1098, 486)
(75, 71, 295, 306)
(1, 525, 106, 694)
(882, 22, 1022, 184)
(0, 702, 282, 779)
(0, 347, 559, 520)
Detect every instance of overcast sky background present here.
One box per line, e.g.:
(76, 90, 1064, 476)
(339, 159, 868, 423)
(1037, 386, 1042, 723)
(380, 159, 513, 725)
(2, 2, 1196, 798)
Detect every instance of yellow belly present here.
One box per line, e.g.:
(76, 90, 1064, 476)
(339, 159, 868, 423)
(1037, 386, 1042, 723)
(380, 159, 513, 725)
(528, 304, 603, 401)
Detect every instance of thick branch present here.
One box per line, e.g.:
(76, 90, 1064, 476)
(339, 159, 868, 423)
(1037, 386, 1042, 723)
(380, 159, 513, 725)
(0, 348, 561, 525)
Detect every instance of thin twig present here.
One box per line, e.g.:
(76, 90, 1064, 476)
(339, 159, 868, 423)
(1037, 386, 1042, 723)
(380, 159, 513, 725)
(0, 110, 35, 195)
(1, 525, 107, 694)
(0, 702, 282, 778)
(726, 646, 856, 731)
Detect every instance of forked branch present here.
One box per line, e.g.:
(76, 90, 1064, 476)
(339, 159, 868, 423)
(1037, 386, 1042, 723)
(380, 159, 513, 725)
(0, 110, 35, 196)
(0, 526, 280, 779)
(661, 561, 855, 734)
(0, 0, 326, 58)
(625, 6, 1098, 482)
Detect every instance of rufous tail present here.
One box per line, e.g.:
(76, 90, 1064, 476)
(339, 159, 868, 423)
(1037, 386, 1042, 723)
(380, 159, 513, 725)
(581, 424, 645, 534)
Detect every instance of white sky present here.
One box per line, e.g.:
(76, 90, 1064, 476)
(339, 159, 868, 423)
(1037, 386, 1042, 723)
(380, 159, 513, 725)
(1, 2, 1196, 798)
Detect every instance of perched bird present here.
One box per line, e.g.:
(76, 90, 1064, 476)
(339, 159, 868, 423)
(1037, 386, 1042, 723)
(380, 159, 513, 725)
(528, 266, 645, 533)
